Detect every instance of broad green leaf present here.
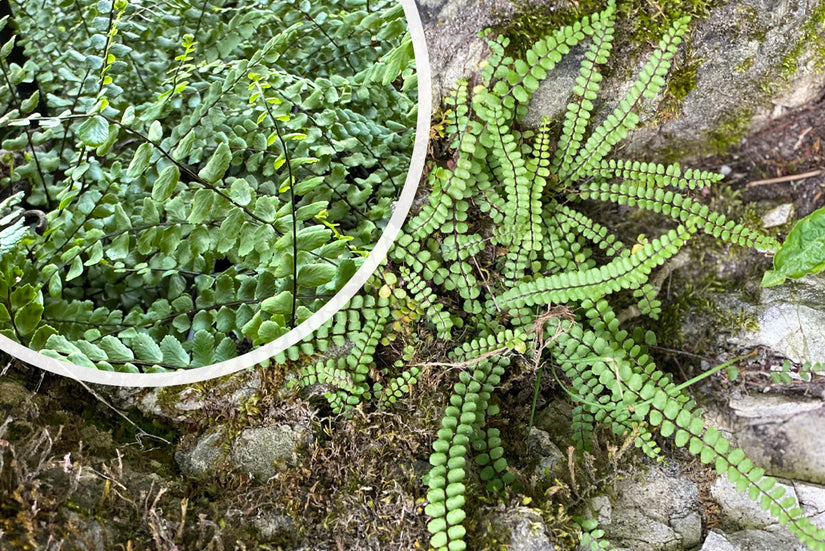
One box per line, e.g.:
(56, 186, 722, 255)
(763, 207, 825, 287)
(191, 330, 215, 367)
(68, 353, 97, 369)
(131, 333, 163, 363)
(127, 142, 154, 178)
(229, 178, 253, 206)
(0, 36, 15, 60)
(20, 91, 39, 115)
(214, 337, 236, 362)
(152, 165, 181, 201)
(217, 208, 244, 253)
(198, 142, 232, 183)
(48, 272, 62, 297)
(148, 120, 163, 142)
(293, 176, 324, 194)
(188, 189, 214, 224)
(77, 116, 110, 147)
(160, 335, 189, 367)
(258, 320, 286, 342)
(107, 233, 130, 260)
(99, 335, 135, 363)
(84, 241, 104, 266)
(296, 226, 332, 251)
(67, 256, 84, 281)
(44, 334, 82, 356)
(13, 301, 44, 336)
(297, 263, 336, 287)
(29, 324, 57, 351)
(75, 341, 108, 361)
(261, 290, 293, 315)
(173, 129, 196, 160)
(121, 105, 135, 126)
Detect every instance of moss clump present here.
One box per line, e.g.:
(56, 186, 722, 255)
(736, 56, 755, 73)
(780, 2, 825, 78)
(492, 0, 723, 57)
(617, 0, 721, 43)
(658, 54, 702, 118)
(706, 107, 754, 154)
(732, 4, 766, 42)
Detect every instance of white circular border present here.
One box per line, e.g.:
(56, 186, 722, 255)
(0, 0, 431, 387)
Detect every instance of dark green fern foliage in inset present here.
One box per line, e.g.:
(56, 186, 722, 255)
(0, 0, 416, 371)
(279, 2, 825, 550)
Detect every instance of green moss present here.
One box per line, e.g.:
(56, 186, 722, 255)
(736, 56, 755, 73)
(780, 2, 825, 78)
(492, 0, 723, 57)
(616, 0, 722, 44)
(658, 54, 702, 118)
(732, 4, 766, 42)
(490, 0, 605, 57)
(706, 107, 754, 154)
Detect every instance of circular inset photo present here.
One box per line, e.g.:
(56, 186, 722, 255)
(0, 0, 430, 385)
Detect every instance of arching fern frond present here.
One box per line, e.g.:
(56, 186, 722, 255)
(501, 224, 695, 309)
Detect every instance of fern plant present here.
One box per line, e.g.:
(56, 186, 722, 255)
(0, 0, 416, 372)
(278, 2, 825, 550)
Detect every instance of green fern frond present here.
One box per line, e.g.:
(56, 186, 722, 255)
(565, 15, 691, 181)
(551, 5, 616, 178)
(501, 224, 695, 309)
(426, 358, 508, 551)
(578, 181, 779, 249)
(585, 159, 724, 190)
(553, 203, 627, 258)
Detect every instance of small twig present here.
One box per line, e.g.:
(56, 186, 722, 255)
(471, 255, 501, 312)
(746, 169, 823, 188)
(567, 445, 577, 491)
(42, 367, 171, 446)
(794, 127, 813, 150)
(419, 346, 509, 369)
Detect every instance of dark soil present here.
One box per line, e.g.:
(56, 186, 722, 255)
(706, 94, 825, 219)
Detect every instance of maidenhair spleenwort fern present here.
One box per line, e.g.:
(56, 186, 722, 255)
(277, 2, 825, 550)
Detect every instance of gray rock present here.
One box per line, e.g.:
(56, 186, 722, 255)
(533, 401, 574, 444)
(62, 512, 113, 551)
(731, 275, 825, 365)
(727, 393, 825, 484)
(175, 425, 227, 477)
(601, 464, 702, 550)
(521, 47, 586, 128)
(418, 0, 515, 106)
(106, 369, 263, 423)
(671, 511, 703, 549)
(625, 0, 825, 156)
(700, 530, 738, 551)
(699, 527, 807, 551)
(528, 427, 565, 480)
(794, 480, 825, 529)
(422, 0, 825, 160)
(252, 511, 294, 541)
(588, 495, 612, 526)
(229, 424, 310, 480)
(761, 203, 794, 229)
(491, 506, 556, 551)
(710, 475, 797, 529)
(729, 394, 823, 419)
(606, 508, 680, 550)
